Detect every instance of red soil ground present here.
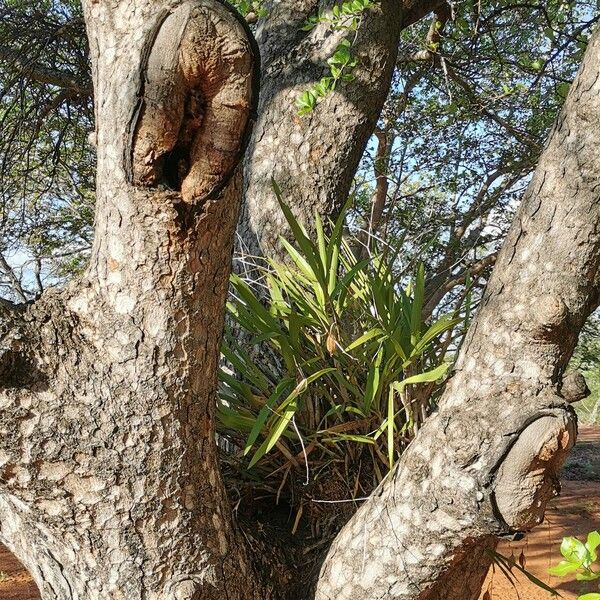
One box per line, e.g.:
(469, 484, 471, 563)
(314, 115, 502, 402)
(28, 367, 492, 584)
(480, 426, 600, 600)
(1, 427, 599, 599)
(0, 546, 39, 600)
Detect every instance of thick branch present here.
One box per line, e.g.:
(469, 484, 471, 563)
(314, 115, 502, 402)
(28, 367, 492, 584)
(316, 23, 600, 600)
(0, 47, 92, 96)
(0, 2, 263, 598)
(240, 0, 449, 260)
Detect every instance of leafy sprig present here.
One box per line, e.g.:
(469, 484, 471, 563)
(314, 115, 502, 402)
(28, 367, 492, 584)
(549, 532, 600, 599)
(230, 0, 268, 19)
(301, 0, 374, 32)
(296, 0, 375, 115)
(296, 39, 358, 115)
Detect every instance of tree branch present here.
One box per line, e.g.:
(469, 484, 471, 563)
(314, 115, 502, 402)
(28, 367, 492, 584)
(422, 251, 498, 318)
(316, 23, 600, 600)
(240, 0, 454, 259)
(0, 252, 28, 303)
(0, 47, 92, 96)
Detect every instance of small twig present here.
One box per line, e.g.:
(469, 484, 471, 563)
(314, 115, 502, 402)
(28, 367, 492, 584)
(311, 496, 371, 503)
(291, 415, 310, 486)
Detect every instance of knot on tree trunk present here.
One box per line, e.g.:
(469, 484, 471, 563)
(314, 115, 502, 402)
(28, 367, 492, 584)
(560, 371, 591, 403)
(167, 578, 204, 599)
(530, 294, 569, 340)
(493, 411, 576, 531)
(131, 0, 258, 205)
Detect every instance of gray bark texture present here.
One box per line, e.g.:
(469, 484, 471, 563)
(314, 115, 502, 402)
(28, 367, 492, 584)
(238, 0, 444, 260)
(0, 1, 270, 598)
(315, 22, 600, 600)
(0, 1, 599, 599)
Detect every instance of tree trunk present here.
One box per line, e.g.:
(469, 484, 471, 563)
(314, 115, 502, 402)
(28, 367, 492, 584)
(315, 23, 600, 600)
(238, 0, 443, 260)
(2, 2, 600, 599)
(0, 1, 267, 598)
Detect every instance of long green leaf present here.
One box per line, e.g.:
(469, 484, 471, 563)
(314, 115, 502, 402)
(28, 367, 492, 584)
(244, 378, 294, 455)
(410, 262, 425, 341)
(230, 273, 281, 332)
(392, 363, 449, 393)
(272, 180, 326, 285)
(248, 368, 336, 468)
(346, 328, 384, 351)
(411, 315, 461, 357)
(387, 386, 395, 468)
(364, 347, 383, 412)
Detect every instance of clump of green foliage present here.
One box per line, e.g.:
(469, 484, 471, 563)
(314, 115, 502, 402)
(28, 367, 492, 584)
(549, 532, 600, 599)
(229, 0, 268, 19)
(217, 190, 459, 527)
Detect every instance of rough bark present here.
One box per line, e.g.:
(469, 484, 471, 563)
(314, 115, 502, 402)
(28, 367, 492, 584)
(315, 23, 600, 600)
(0, 1, 265, 598)
(2, 2, 600, 599)
(238, 0, 444, 260)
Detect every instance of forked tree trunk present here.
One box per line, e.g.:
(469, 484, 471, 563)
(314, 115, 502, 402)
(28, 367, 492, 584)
(315, 23, 600, 600)
(0, 1, 267, 598)
(1, 1, 599, 599)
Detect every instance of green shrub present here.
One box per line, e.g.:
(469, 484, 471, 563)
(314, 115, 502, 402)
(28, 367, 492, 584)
(217, 190, 460, 518)
(549, 532, 600, 599)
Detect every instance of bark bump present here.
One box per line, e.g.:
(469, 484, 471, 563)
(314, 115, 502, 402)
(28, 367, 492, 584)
(560, 371, 591, 403)
(131, 0, 258, 204)
(530, 294, 569, 340)
(493, 412, 576, 531)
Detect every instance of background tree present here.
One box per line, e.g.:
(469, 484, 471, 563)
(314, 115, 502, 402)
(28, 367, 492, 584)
(0, 0, 93, 298)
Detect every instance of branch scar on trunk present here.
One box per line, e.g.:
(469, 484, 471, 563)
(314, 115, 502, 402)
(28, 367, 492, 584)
(493, 412, 576, 531)
(130, 0, 258, 205)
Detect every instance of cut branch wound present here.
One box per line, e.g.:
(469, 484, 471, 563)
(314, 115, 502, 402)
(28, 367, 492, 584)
(493, 411, 576, 531)
(131, 0, 258, 204)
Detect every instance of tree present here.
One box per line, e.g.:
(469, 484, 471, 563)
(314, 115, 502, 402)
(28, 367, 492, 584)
(1, 2, 264, 598)
(0, 2, 599, 600)
(316, 23, 600, 598)
(0, 0, 93, 297)
(1, 0, 595, 311)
